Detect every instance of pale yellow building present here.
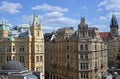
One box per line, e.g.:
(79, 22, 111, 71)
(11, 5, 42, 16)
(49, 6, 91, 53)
(0, 14, 45, 79)
(48, 17, 108, 79)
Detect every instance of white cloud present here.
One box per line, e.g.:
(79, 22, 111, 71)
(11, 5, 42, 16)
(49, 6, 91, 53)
(42, 25, 60, 32)
(0, 1, 22, 14)
(22, 12, 78, 33)
(43, 12, 64, 19)
(107, 12, 120, 18)
(99, 16, 107, 21)
(22, 15, 33, 23)
(96, 8, 103, 11)
(31, 3, 68, 12)
(93, 16, 107, 22)
(90, 24, 108, 32)
(98, 0, 120, 11)
(93, 12, 120, 22)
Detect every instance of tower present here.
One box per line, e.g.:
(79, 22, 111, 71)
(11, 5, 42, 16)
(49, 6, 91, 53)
(0, 21, 9, 40)
(30, 13, 45, 79)
(110, 14, 119, 39)
(78, 17, 88, 38)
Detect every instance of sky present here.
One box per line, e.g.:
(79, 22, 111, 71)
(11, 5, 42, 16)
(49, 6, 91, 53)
(0, 0, 120, 33)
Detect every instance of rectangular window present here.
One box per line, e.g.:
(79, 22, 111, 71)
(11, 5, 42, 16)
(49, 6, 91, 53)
(36, 56, 39, 62)
(36, 45, 39, 52)
(80, 54, 83, 59)
(85, 54, 88, 59)
(40, 45, 42, 51)
(20, 56, 24, 62)
(40, 56, 43, 62)
(13, 46, 15, 52)
(81, 63, 88, 69)
(81, 73, 83, 78)
(7, 56, 11, 62)
(20, 46, 24, 52)
(81, 73, 88, 78)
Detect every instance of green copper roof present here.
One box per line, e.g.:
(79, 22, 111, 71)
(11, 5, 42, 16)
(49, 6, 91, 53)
(33, 13, 38, 25)
(0, 24, 10, 31)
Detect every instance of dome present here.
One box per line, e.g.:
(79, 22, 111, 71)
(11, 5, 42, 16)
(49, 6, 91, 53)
(2, 61, 25, 70)
(26, 74, 38, 79)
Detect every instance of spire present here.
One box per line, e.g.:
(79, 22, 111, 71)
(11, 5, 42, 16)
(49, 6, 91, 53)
(110, 14, 119, 29)
(32, 13, 38, 26)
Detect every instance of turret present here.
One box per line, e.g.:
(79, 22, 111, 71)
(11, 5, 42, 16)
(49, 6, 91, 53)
(78, 17, 88, 38)
(0, 21, 9, 39)
(30, 13, 43, 38)
(110, 14, 119, 29)
(30, 13, 45, 79)
(110, 14, 119, 38)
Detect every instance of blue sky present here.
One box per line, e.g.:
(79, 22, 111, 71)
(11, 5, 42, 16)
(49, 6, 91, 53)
(0, 0, 120, 33)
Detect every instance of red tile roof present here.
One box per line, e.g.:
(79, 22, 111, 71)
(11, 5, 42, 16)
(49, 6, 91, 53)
(99, 32, 110, 39)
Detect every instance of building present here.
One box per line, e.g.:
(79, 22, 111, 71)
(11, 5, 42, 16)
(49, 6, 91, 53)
(0, 60, 42, 79)
(44, 32, 56, 79)
(99, 32, 110, 43)
(110, 14, 119, 39)
(0, 14, 45, 79)
(48, 17, 108, 79)
(100, 14, 120, 68)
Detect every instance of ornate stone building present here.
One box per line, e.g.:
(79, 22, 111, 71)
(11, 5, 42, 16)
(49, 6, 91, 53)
(100, 14, 120, 67)
(44, 32, 56, 79)
(48, 17, 108, 79)
(0, 14, 45, 79)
